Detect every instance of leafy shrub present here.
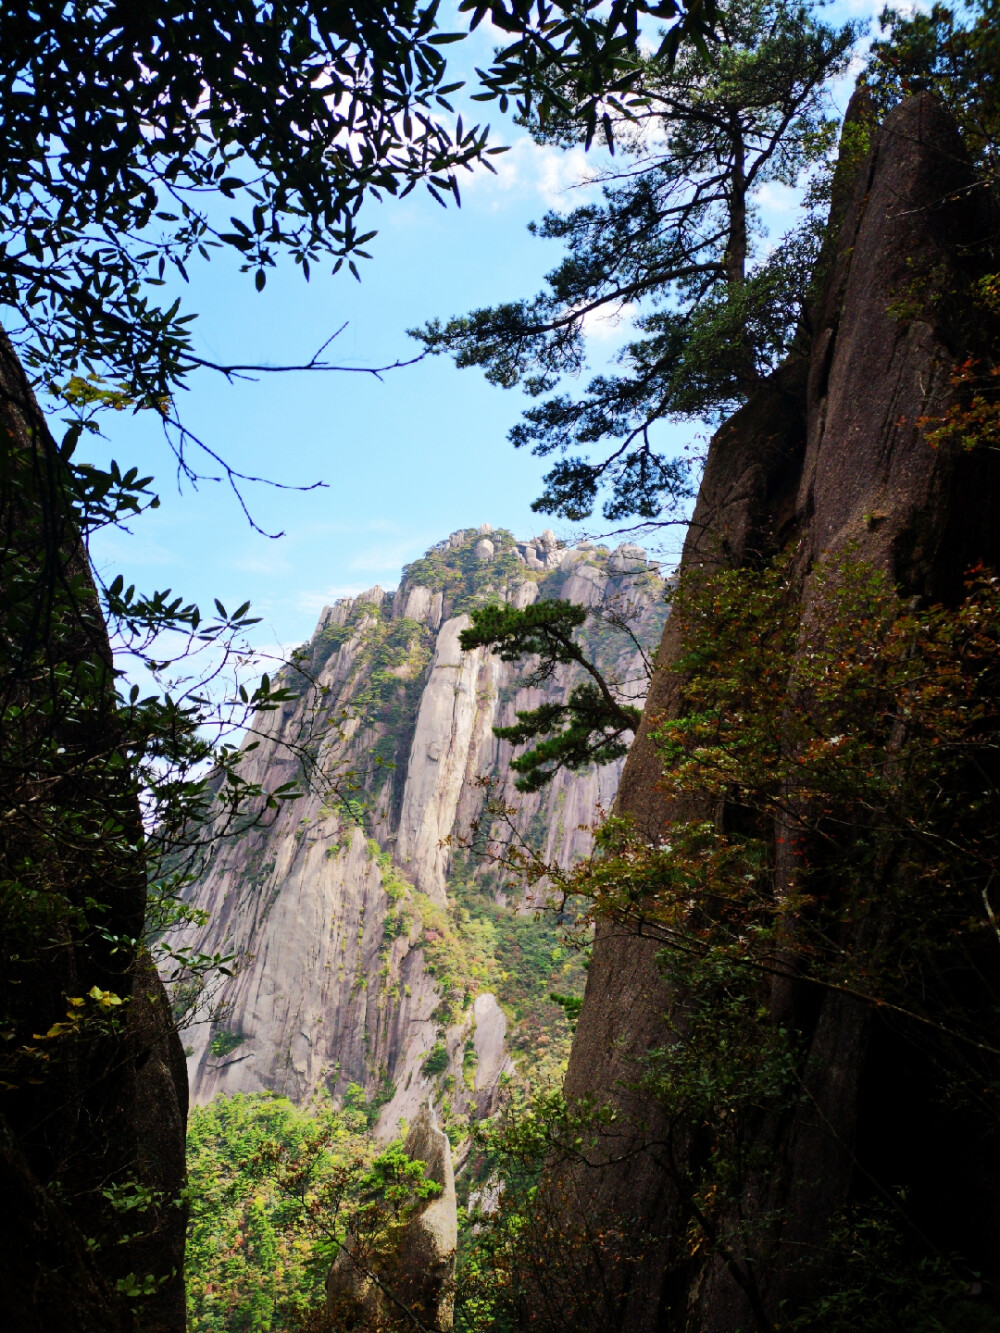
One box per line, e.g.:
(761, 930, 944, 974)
(186, 1092, 436, 1332)
(422, 1041, 450, 1077)
(208, 1029, 245, 1057)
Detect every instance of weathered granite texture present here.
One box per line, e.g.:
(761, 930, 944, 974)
(557, 93, 1000, 1330)
(395, 613, 499, 903)
(175, 529, 667, 1134)
(0, 331, 188, 1330)
(326, 1102, 458, 1330)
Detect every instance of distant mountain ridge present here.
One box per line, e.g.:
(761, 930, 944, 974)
(173, 524, 668, 1138)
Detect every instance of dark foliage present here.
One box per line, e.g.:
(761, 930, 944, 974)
(414, 0, 856, 523)
(460, 601, 640, 789)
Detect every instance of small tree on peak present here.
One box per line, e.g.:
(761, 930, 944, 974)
(461, 601, 641, 790)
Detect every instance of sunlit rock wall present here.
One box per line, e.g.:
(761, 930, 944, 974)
(173, 526, 667, 1135)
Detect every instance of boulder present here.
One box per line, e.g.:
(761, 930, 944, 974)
(607, 543, 647, 574)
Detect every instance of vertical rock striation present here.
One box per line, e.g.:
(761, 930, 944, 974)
(175, 528, 667, 1135)
(395, 615, 499, 904)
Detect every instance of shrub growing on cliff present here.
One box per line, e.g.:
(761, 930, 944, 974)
(507, 552, 1000, 1323)
(444, 549, 1000, 1329)
(186, 1091, 438, 1333)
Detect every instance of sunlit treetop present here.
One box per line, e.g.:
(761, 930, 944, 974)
(865, 0, 1000, 177)
(414, 0, 858, 525)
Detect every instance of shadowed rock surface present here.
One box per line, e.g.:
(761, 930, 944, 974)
(557, 92, 1000, 1331)
(0, 333, 188, 1330)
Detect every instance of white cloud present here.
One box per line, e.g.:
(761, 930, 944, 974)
(842, 0, 902, 16)
(242, 638, 307, 666)
(464, 135, 598, 213)
(756, 182, 799, 218)
(580, 301, 637, 344)
(230, 550, 294, 575)
(296, 584, 372, 615)
(347, 537, 427, 572)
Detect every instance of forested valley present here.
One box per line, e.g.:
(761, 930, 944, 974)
(2, 1, 1000, 1331)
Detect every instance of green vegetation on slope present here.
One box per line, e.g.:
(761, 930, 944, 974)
(183, 868, 588, 1329)
(399, 529, 524, 612)
(186, 1089, 437, 1333)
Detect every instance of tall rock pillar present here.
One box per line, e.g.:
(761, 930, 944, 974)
(558, 92, 1000, 1331)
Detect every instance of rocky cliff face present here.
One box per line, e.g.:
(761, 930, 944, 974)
(557, 93, 1000, 1330)
(175, 526, 666, 1135)
(0, 333, 188, 1332)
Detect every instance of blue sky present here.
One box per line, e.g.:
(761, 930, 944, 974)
(85, 0, 890, 660)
